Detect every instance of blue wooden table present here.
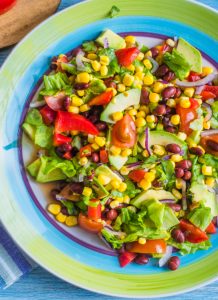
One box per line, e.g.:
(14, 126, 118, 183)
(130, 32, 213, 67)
(0, 0, 217, 299)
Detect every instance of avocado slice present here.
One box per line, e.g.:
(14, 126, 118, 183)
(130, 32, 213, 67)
(131, 189, 175, 208)
(95, 165, 122, 181)
(108, 155, 128, 170)
(96, 29, 126, 50)
(22, 123, 36, 141)
(101, 88, 141, 124)
(139, 130, 187, 154)
(176, 38, 202, 73)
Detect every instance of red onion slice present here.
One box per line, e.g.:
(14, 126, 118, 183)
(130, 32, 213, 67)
(75, 49, 86, 71)
(126, 161, 143, 169)
(44, 92, 66, 111)
(176, 72, 217, 87)
(145, 127, 151, 156)
(103, 37, 109, 48)
(159, 246, 173, 267)
(159, 199, 176, 204)
(202, 102, 213, 122)
(201, 129, 218, 137)
(195, 85, 205, 95)
(30, 100, 46, 108)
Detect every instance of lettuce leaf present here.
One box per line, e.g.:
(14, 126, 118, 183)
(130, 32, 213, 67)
(188, 205, 213, 230)
(201, 154, 218, 177)
(211, 101, 218, 129)
(40, 72, 72, 95)
(82, 41, 97, 52)
(168, 238, 211, 255)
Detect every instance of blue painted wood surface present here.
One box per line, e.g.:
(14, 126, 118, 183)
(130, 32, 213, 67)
(0, 0, 217, 299)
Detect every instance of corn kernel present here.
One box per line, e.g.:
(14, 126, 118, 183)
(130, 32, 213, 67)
(123, 74, 134, 86)
(140, 105, 149, 114)
(76, 72, 90, 83)
(71, 95, 83, 106)
(128, 108, 137, 116)
(143, 74, 154, 86)
(82, 187, 92, 197)
(56, 212, 67, 223)
(176, 178, 183, 189)
(202, 165, 213, 176)
(87, 53, 97, 60)
(142, 149, 149, 157)
(153, 144, 166, 156)
(80, 104, 90, 112)
(114, 75, 121, 82)
(110, 146, 121, 156)
(203, 121, 211, 130)
(100, 55, 110, 65)
(135, 117, 146, 128)
(202, 66, 213, 77)
(123, 195, 130, 204)
(171, 114, 180, 125)
(139, 179, 151, 190)
(68, 106, 79, 113)
(172, 189, 182, 200)
(117, 83, 126, 93)
(111, 111, 123, 121)
(205, 177, 215, 187)
(138, 237, 146, 245)
(149, 92, 160, 102)
(65, 216, 78, 227)
(91, 143, 100, 150)
(166, 98, 176, 108)
(98, 174, 111, 185)
(135, 71, 144, 80)
(120, 166, 130, 175)
(47, 204, 61, 215)
(179, 97, 191, 108)
(166, 38, 176, 47)
(171, 154, 183, 162)
(136, 52, 144, 61)
(143, 59, 152, 70)
(110, 200, 120, 209)
(136, 111, 145, 118)
(79, 157, 88, 166)
(118, 182, 127, 192)
(77, 90, 85, 97)
(153, 81, 165, 93)
(146, 115, 156, 123)
(111, 179, 121, 189)
(94, 136, 106, 147)
(88, 134, 95, 143)
(184, 87, 195, 98)
(135, 66, 144, 72)
(71, 130, 79, 136)
(121, 149, 132, 157)
(177, 132, 187, 141)
(99, 65, 108, 76)
(91, 60, 101, 71)
(106, 87, 117, 96)
(126, 64, 135, 72)
(144, 171, 155, 182)
(145, 50, 152, 57)
(125, 35, 135, 44)
(116, 197, 124, 203)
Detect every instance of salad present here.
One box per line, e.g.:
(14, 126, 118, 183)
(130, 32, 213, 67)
(22, 29, 218, 271)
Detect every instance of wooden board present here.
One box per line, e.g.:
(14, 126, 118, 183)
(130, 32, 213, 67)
(0, 0, 60, 48)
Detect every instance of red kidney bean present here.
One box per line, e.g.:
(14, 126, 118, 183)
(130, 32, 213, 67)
(61, 207, 69, 216)
(50, 189, 60, 200)
(166, 143, 181, 153)
(50, 56, 58, 70)
(81, 111, 90, 118)
(168, 203, 181, 212)
(165, 106, 172, 114)
(175, 168, 185, 178)
(163, 71, 175, 82)
(134, 254, 149, 265)
(162, 86, 177, 100)
(176, 159, 192, 169)
(104, 77, 117, 89)
(150, 47, 159, 58)
(167, 256, 180, 271)
(74, 82, 89, 90)
(174, 87, 182, 98)
(63, 96, 71, 110)
(105, 198, 113, 206)
(69, 182, 84, 194)
(183, 170, 192, 181)
(206, 140, 218, 151)
(152, 179, 162, 188)
(88, 115, 99, 124)
(165, 126, 176, 133)
(107, 209, 118, 221)
(140, 87, 149, 104)
(155, 64, 169, 77)
(55, 147, 65, 158)
(171, 229, 185, 243)
(189, 147, 204, 156)
(71, 47, 82, 57)
(95, 121, 107, 131)
(61, 143, 72, 152)
(91, 152, 99, 163)
(154, 104, 167, 116)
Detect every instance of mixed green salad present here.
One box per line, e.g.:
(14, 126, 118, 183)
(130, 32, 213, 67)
(22, 29, 218, 270)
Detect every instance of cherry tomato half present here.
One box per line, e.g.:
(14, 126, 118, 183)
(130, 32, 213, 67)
(78, 213, 103, 233)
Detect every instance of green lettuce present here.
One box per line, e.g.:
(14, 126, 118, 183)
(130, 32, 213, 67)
(201, 154, 218, 177)
(211, 101, 218, 129)
(188, 205, 213, 230)
(168, 239, 211, 255)
(82, 41, 97, 52)
(40, 72, 72, 95)
(156, 160, 175, 190)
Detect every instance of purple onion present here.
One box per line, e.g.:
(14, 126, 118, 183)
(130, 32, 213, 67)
(113, 170, 125, 181)
(158, 246, 173, 267)
(103, 37, 109, 48)
(146, 56, 159, 73)
(55, 194, 67, 201)
(201, 129, 218, 137)
(163, 155, 172, 161)
(176, 72, 217, 87)
(126, 161, 143, 169)
(75, 49, 86, 71)
(145, 127, 151, 156)
(195, 85, 205, 95)
(202, 102, 213, 121)
(30, 100, 46, 108)
(159, 199, 176, 204)
(98, 233, 114, 250)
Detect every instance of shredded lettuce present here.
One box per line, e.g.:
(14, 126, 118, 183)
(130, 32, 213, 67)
(40, 72, 72, 96)
(211, 101, 218, 129)
(202, 154, 218, 177)
(168, 239, 211, 255)
(188, 205, 213, 230)
(82, 41, 97, 52)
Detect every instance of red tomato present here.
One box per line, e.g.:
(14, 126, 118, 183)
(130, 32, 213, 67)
(56, 55, 69, 71)
(89, 90, 113, 106)
(176, 104, 198, 135)
(118, 252, 137, 268)
(78, 213, 103, 233)
(205, 222, 216, 234)
(0, 0, 16, 14)
(39, 105, 56, 125)
(189, 98, 200, 109)
(201, 91, 216, 100)
(99, 149, 109, 163)
(180, 220, 208, 243)
(187, 71, 201, 82)
(128, 169, 146, 183)
(200, 134, 218, 156)
(53, 133, 72, 146)
(63, 152, 72, 160)
(88, 199, 101, 220)
(79, 145, 92, 157)
(115, 47, 140, 67)
(55, 111, 99, 135)
(126, 239, 167, 254)
(111, 114, 136, 148)
(203, 85, 218, 97)
(44, 92, 66, 111)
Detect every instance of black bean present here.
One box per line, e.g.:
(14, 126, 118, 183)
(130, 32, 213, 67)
(61, 143, 72, 152)
(154, 104, 167, 116)
(183, 170, 192, 181)
(55, 146, 65, 158)
(165, 126, 176, 133)
(50, 189, 60, 200)
(88, 115, 99, 124)
(71, 147, 79, 156)
(74, 82, 89, 90)
(106, 209, 118, 221)
(174, 88, 182, 98)
(152, 179, 162, 188)
(176, 159, 192, 170)
(140, 87, 149, 105)
(95, 121, 107, 131)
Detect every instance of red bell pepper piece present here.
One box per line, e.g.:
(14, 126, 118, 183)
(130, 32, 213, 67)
(189, 98, 200, 109)
(203, 85, 218, 97)
(128, 169, 146, 183)
(180, 220, 208, 243)
(79, 145, 92, 157)
(201, 91, 216, 100)
(44, 92, 66, 111)
(53, 133, 72, 146)
(55, 111, 99, 135)
(115, 47, 140, 67)
(39, 105, 57, 125)
(89, 90, 113, 106)
(118, 252, 137, 268)
(63, 152, 72, 160)
(176, 104, 198, 135)
(99, 149, 109, 163)
(205, 222, 216, 234)
(88, 199, 101, 220)
(187, 71, 201, 82)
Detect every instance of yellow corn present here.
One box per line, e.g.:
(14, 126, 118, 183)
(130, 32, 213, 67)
(100, 65, 108, 76)
(153, 144, 166, 156)
(91, 143, 100, 150)
(65, 216, 78, 227)
(106, 87, 117, 96)
(142, 149, 149, 157)
(56, 212, 67, 223)
(135, 66, 144, 72)
(71, 130, 79, 136)
(128, 108, 137, 116)
(170, 154, 183, 162)
(135, 117, 146, 127)
(91, 60, 101, 71)
(123, 195, 130, 204)
(68, 106, 79, 113)
(184, 87, 195, 98)
(76, 72, 90, 83)
(77, 90, 85, 97)
(143, 74, 154, 86)
(47, 204, 61, 215)
(136, 111, 145, 118)
(88, 134, 95, 143)
(111, 179, 121, 189)
(139, 179, 151, 190)
(79, 157, 88, 166)
(203, 121, 211, 130)
(110, 200, 120, 209)
(71, 95, 83, 106)
(121, 149, 132, 157)
(202, 66, 213, 77)
(117, 83, 126, 93)
(176, 178, 183, 189)
(135, 71, 144, 80)
(139, 105, 149, 114)
(166, 98, 176, 108)
(112, 111, 123, 121)
(125, 35, 136, 44)
(110, 146, 121, 156)
(202, 165, 213, 176)
(98, 174, 111, 185)
(80, 104, 90, 112)
(123, 74, 134, 86)
(177, 132, 187, 141)
(94, 136, 106, 147)
(118, 182, 127, 192)
(120, 166, 130, 175)
(126, 64, 135, 72)
(100, 55, 110, 65)
(82, 187, 92, 197)
(144, 171, 155, 182)
(149, 92, 160, 102)
(153, 81, 165, 93)
(172, 189, 182, 200)
(145, 50, 152, 57)
(138, 237, 146, 245)
(171, 114, 180, 125)
(87, 53, 97, 60)
(143, 58, 152, 70)
(146, 115, 156, 123)
(179, 97, 191, 108)
(205, 177, 215, 187)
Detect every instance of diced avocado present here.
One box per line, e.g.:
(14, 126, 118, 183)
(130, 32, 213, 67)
(139, 130, 187, 154)
(131, 189, 175, 208)
(176, 38, 202, 73)
(108, 155, 128, 170)
(100, 88, 141, 123)
(27, 158, 41, 178)
(96, 29, 125, 50)
(95, 165, 122, 181)
(163, 206, 179, 230)
(22, 123, 36, 141)
(190, 182, 218, 216)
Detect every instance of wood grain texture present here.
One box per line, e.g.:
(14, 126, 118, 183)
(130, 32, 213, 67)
(0, 0, 61, 48)
(0, 0, 217, 299)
